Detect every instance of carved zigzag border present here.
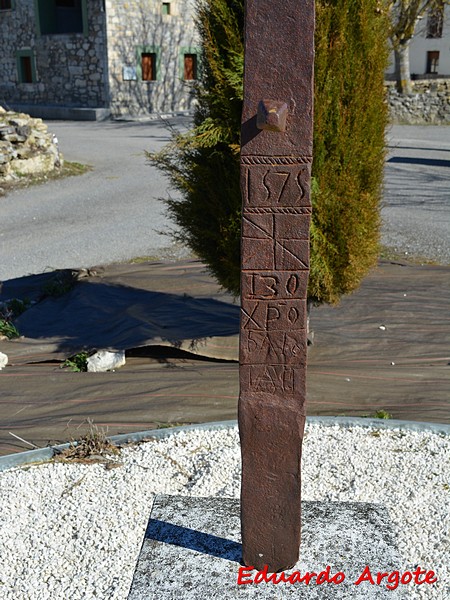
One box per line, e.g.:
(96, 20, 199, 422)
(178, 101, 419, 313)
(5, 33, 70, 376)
(244, 207, 312, 214)
(241, 155, 312, 165)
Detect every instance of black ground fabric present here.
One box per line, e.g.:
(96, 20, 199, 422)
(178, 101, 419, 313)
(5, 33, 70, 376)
(0, 259, 448, 455)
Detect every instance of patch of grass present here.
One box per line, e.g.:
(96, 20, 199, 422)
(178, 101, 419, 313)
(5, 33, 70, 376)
(155, 421, 190, 429)
(0, 319, 20, 339)
(127, 241, 197, 264)
(0, 298, 29, 339)
(129, 255, 160, 264)
(0, 161, 91, 197)
(61, 161, 91, 178)
(372, 409, 393, 420)
(62, 352, 89, 372)
(42, 270, 78, 298)
(379, 245, 440, 266)
(5, 298, 31, 318)
(361, 409, 393, 420)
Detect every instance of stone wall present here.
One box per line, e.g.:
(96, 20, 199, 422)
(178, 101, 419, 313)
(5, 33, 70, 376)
(0, 107, 62, 182)
(0, 1, 108, 109)
(386, 80, 450, 124)
(105, 0, 199, 116)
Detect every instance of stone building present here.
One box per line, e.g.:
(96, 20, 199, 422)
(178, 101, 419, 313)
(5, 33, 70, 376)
(0, 0, 199, 119)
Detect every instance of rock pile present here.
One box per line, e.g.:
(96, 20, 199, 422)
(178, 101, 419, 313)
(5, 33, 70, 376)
(0, 106, 63, 182)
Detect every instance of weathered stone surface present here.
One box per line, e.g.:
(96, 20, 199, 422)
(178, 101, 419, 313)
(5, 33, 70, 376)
(0, 125, 15, 137)
(16, 125, 31, 138)
(239, 0, 314, 573)
(3, 133, 28, 143)
(106, 0, 199, 116)
(87, 350, 126, 373)
(0, 1, 108, 109)
(386, 80, 450, 124)
(0, 1, 198, 117)
(9, 118, 30, 128)
(128, 495, 406, 599)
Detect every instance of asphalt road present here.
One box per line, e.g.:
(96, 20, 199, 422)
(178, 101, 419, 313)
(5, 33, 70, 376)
(1, 121, 449, 282)
(383, 124, 450, 264)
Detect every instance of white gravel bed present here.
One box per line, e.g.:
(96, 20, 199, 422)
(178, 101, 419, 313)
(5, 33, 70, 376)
(0, 423, 448, 600)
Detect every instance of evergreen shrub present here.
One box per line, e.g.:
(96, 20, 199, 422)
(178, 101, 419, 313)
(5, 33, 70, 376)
(151, 0, 390, 303)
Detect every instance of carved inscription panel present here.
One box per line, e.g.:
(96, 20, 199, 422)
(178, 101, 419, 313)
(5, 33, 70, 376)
(240, 364, 306, 398)
(241, 330, 307, 365)
(241, 300, 306, 331)
(242, 166, 310, 207)
(242, 271, 308, 300)
(240, 156, 311, 396)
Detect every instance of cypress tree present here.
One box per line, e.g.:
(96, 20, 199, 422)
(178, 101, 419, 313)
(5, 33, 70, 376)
(151, 0, 390, 303)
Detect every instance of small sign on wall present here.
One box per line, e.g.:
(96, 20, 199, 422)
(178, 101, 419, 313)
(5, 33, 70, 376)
(122, 66, 137, 81)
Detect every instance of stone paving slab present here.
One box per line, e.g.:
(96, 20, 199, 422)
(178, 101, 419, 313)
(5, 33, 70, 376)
(128, 495, 407, 599)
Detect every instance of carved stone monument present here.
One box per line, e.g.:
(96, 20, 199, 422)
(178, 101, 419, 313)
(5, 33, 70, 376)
(127, 5, 406, 597)
(238, 0, 315, 573)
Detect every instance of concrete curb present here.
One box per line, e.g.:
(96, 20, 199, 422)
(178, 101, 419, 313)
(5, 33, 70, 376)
(8, 104, 112, 121)
(306, 416, 450, 435)
(0, 421, 236, 473)
(1, 417, 448, 473)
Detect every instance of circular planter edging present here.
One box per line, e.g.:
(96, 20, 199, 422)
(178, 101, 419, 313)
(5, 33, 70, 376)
(0, 416, 448, 473)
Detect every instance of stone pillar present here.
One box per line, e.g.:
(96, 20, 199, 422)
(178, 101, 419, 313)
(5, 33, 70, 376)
(238, 0, 315, 573)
